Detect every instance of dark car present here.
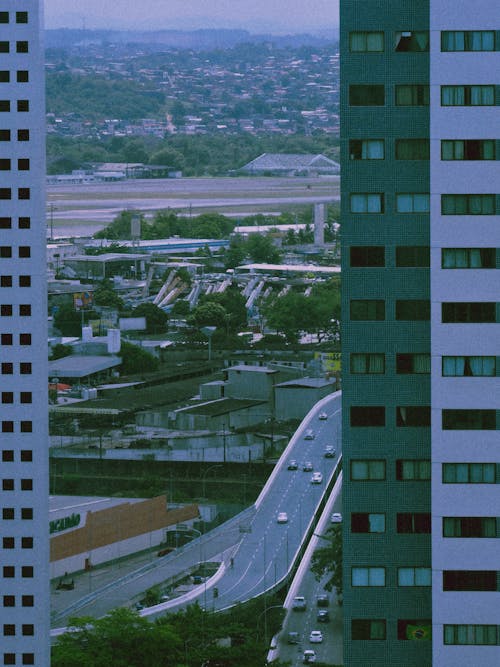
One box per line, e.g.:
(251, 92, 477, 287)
(317, 609, 329, 623)
(287, 631, 300, 644)
(316, 594, 329, 607)
(287, 459, 298, 470)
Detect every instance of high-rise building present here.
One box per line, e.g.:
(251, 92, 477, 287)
(340, 2, 500, 665)
(0, 2, 49, 664)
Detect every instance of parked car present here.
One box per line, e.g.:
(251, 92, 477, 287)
(277, 512, 288, 524)
(292, 595, 307, 611)
(317, 609, 329, 623)
(304, 429, 315, 440)
(303, 461, 313, 472)
(318, 412, 328, 420)
(316, 594, 329, 607)
(303, 649, 316, 664)
(331, 512, 343, 523)
(311, 472, 323, 484)
(287, 631, 300, 644)
(309, 630, 323, 643)
(287, 459, 298, 470)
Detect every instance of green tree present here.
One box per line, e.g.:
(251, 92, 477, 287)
(149, 147, 186, 171)
(262, 291, 307, 343)
(310, 524, 343, 595)
(53, 304, 90, 337)
(49, 343, 73, 360)
(188, 301, 228, 329)
(246, 234, 282, 264)
(93, 286, 124, 310)
(119, 341, 159, 375)
(224, 238, 248, 269)
(131, 303, 169, 334)
(170, 300, 191, 317)
(201, 285, 247, 332)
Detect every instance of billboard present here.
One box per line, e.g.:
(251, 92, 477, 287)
(73, 291, 93, 311)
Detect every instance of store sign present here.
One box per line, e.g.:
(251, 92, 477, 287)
(50, 513, 81, 534)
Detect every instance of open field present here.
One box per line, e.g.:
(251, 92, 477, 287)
(46, 176, 340, 238)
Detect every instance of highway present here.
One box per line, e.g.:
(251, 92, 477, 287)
(51, 391, 341, 633)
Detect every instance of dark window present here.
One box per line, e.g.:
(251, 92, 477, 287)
(350, 300, 385, 321)
(21, 624, 33, 636)
(19, 275, 31, 287)
(16, 12, 28, 24)
(21, 537, 33, 549)
(17, 159, 29, 170)
(1, 362, 13, 373)
(0, 246, 11, 257)
(442, 194, 495, 215)
(3, 596, 14, 607)
(397, 513, 431, 533)
(396, 353, 431, 374)
(22, 595, 34, 606)
(21, 566, 33, 578)
(396, 300, 430, 320)
(351, 513, 385, 533)
(1, 451, 13, 461)
(4, 654, 15, 666)
(20, 479, 32, 491)
(3, 624, 15, 635)
(443, 571, 497, 591)
(20, 422, 32, 432)
(19, 304, 31, 316)
(350, 353, 385, 374)
(19, 333, 31, 345)
(0, 71, 9, 82)
(349, 85, 385, 105)
(0, 158, 10, 170)
(21, 508, 32, 520)
(2, 479, 13, 491)
(2, 508, 14, 519)
(17, 99, 28, 112)
(16, 41, 28, 53)
(20, 450, 32, 461)
(395, 84, 429, 106)
(0, 131, 10, 141)
(17, 129, 29, 141)
(395, 31, 429, 51)
(397, 620, 432, 640)
(18, 217, 30, 228)
(1, 421, 13, 432)
(17, 188, 30, 200)
(443, 517, 497, 538)
(16, 70, 28, 83)
(396, 460, 431, 480)
(442, 409, 496, 430)
(1, 333, 13, 344)
(0, 217, 11, 227)
(396, 406, 431, 427)
(0, 188, 11, 199)
(18, 247, 30, 258)
(0, 100, 9, 113)
(442, 302, 496, 323)
(0, 13, 8, 23)
(2, 537, 13, 548)
(20, 392, 31, 404)
(3, 566, 14, 577)
(20, 363, 31, 375)
(1, 392, 13, 404)
(22, 655, 35, 666)
(350, 246, 385, 267)
(350, 406, 386, 427)
(349, 139, 384, 160)
(395, 139, 430, 159)
(1, 305, 12, 315)
(352, 619, 386, 640)
(0, 42, 9, 53)
(442, 140, 495, 160)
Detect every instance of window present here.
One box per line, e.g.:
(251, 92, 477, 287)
(21, 537, 33, 549)
(19, 275, 31, 287)
(395, 139, 429, 160)
(396, 193, 430, 213)
(444, 625, 499, 646)
(2, 508, 14, 519)
(442, 356, 495, 376)
(398, 567, 431, 586)
(18, 217, 30, 228)
(350, 353, 385, 374)
(442, 302, 496, 323)
(16, 12, 28, 24)
(351, 513, 385, 533)
(1, 333, 13, 344)
(2, 479, 14, 491)
(349, 31, 384, 52)
(349, 85, 385, 106)
(395, 300, 430, 320)
(20, 363, 32, 375)
(22, 624, 33, 636)
(443, 463, 496, 484)
(397, 513, 431, 533)
(351, 459, 386, 480)
(3, 596, 14, 607)
(17, 99, 29, 112)
(442, 31, 495, 51)
(0, 159, 10, 171)
(1, 421, 13, 432)
(18, 159, 29, 171)
(350, 407, 386, 427)
(3, 624, 15, 636)
(350, 193, 384, 213)
(395, 84, 429, 106)
(20, 392, 32, 404)
(350, 300, 385, 320)
(20, 479, 32, 491)
(352, 567, 385, 586)
(442, 248, 495, 268)
(442, 194, 496, 215)
(442, 409, 496, 430)
(396, 460, 431, 480)
(20, 450, 32, 461)
(398, 620, 432, 641)
(1, 392, 13, 404)
(395, 31, 429, 52)
(17, 188, 30, 200)
(19, 304, 31, 315)
(3, 566, 14, 577)
(20, 508, 32, 520)
(21, 566, 33, 578)
(0, 246, 11, 257)
(443, 570, 498, 591)
(0, 131, 10, 142)
(397, 406, 431, 427)
(22, 655, 35, 666)
(349, 139, 384, 159)
(443, 517, 497, 538)
(4, 654, 15, 666)
(0, 42, 9, 53)
(0, 188, 11, 199)
(0, 13, 8, 23)
(2, 537, 13, 548)
(19, 333, 32, 345)
(16, 41, 28, 53)
(352, 620, 386, 640)
(20, 422, 32, 432)
(441, 140, 495, 160)
(17, 129, 29, 141)
(396, 246, 430, 267)
(350, 246, 385, 267)
(441, 85, 495, 106)
(0, 71, 9, 83)
(396, 353, 431, 374)
(1, 451, 13, 462)
(17, 70, 28, 83)
(22, 596, 34, 606)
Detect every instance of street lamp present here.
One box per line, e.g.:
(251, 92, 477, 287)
(201, 464, 222, 498)
(200, 326, 216, 362)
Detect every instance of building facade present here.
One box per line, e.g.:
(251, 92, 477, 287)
(341, 1, 500, 665)
(0, 2, 49, 664)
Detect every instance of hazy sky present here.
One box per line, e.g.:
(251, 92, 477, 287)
(44, 0, 339, 33)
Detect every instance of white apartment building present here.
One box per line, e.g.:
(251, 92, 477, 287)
(0, 2, 49, 664)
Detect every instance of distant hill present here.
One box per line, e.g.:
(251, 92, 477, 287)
(45, 28, 336, 51)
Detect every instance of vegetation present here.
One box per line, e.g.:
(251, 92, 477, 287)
(130, 303, 169, 334)
(310, 524, 342, 595)
(119, 341, 159, 375)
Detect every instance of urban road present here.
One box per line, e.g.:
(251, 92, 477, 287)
(51, 391, 341, 633)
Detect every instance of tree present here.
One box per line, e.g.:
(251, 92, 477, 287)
(262, 291, 306, 344)
(119, 341, 159, 375)
(170, 300, 191, 317)
(246, 234, 282, 264)
(49, 343, 73, 360)
(93, 286, 124, 310)
(188, 302, 228, 329)
(201, 285, 247, 332)
(149, 147, 186, 171)
(131, 303, 169, 334)
(310, 524, 342, 595)
(53, 304, 89, 337)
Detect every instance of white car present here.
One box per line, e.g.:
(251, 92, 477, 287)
(309, 630, 323, 643)
(303, 649, 316, 664)
(304, 429, 315, 440)
(331, 512, 343, 523)
(277, 512, 288, 524)
(311, 472, 323, 484)
(318, 412, 328, 420)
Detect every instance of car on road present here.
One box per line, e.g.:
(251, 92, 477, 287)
(292, 595, 307, 611)
(303, 649, 316, 664)
(331, 512, 343, 523)
(324, 445, 336, 458)
(309, 630, 323, 643)
(277, 512, 288, 524)
(304, 429, 315, 440)
(287, 459, 298, 470)
(317, 609, 329, 623)
(303, 461, 313, 472)
(311, 472, 323, 484)
(287, 631, 300, 644)
(318, 412, 328, 420)
(316, 594, 329, 607)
